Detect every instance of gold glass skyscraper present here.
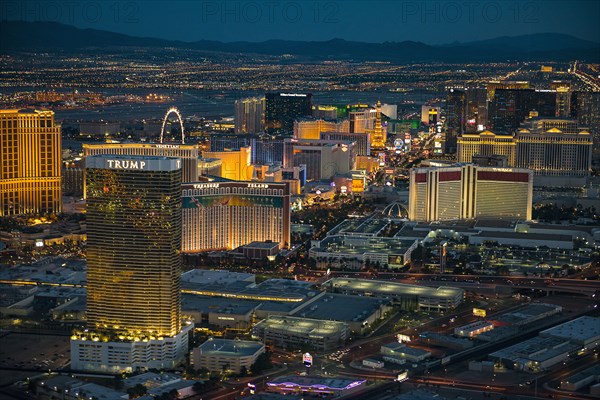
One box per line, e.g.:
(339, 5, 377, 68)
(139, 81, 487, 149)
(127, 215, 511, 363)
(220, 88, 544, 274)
(0, 109, 61, 216)
(85, 155, 182, 337)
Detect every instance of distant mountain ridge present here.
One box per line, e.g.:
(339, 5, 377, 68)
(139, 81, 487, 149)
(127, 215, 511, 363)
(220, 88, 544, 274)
(2, 21, 599, 62)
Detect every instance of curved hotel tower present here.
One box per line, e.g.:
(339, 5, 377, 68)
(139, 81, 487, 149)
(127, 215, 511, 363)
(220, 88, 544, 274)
(71, 155, 191, 373)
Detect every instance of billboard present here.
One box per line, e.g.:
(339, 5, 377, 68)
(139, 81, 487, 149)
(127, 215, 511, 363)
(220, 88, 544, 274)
(303, 352, 313, 368)
(183, 194, 283, 209)
(397, 334, 411, 343)
(473, 308, 487, 317)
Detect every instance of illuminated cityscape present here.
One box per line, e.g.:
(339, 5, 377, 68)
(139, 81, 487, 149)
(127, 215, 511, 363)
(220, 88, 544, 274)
(0, 2, 599, 400)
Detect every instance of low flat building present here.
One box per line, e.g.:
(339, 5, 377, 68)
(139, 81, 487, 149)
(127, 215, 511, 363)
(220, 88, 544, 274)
(36, 376, 124, 400)
(123, 372, 181, 390)
(469, 231, 574, 249)
(244, 394, 304, 400)
(182, 295, 259, 331)
(192, 338, 265, 374)
(147, 380, 197, 399)
(324, 278, 464, 312)
(253, 315, 348, 352)
(454, 321, 495, 338)
(475, 325, 519, 342)
(419, 331, 474, 350)
(490, 303, 563, 327)
(540, 316, 600, 348)
(181, 269, 255, 287)
(490, 336, 579, 372)
(560, 364, 600, 391)
(238, 241, 280, 260)
(182, 275, 318, 303)
(381, 342, 431, 363)
(310, 235, 418, 270)
(391, 390, 453, 400)
(290, 293, 391, 335)
(266, 375, 366, 397)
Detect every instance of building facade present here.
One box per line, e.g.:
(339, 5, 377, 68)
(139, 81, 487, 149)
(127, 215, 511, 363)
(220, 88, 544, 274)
(515, 119, 592, 187)
(457, 130, 516, 165)
(457, 119, 592, 187)
(83, 143, 200, 183)
(293, 118, 350, 140)
(192, 338, 265, 374)
(265, 93, 312, 134)
(1, 109, 62, 216)
(408, 164, 533, 222)
(202, 147, 253, 181)
(320, 131, 371, 156)
(283, 139, 356, 181)
(234, 97, 265, 134)
(72, 155, 189, 372)
(181, 181, 290, 252)
(488, 89, 556, 133)
(253, 315, 348, 352)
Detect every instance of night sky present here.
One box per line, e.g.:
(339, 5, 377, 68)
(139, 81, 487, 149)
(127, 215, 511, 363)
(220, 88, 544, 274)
(2, 0, 599, 44)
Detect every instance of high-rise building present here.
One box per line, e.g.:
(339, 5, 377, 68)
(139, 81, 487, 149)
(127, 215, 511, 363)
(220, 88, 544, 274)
(72, 155, 191, 373)
(209, 133, 255, 152)
(572, 92, 600, 163)
(553, 84, 573, 118)
(203, 147, 253, 181)
(265, 93, 312, 135)
(312, 105, 339, 120)
(446, 89, 466, 136)
(408, 164, 533, 222)
(235, 97, 265, 134)
(457, 130, 516, 165)
(370, 100, 386, 149)
(83, 143, 200, 183)
(457, 118, 593, 188)
(488, 89, 556, 133)
(465, 88, 488, 133)
(0, 109, 62, 216)
(349, 109, 376, 133)
(320, 131, 371, 156)
(79, 121, 121, 138)
(573, 92, 600, 132)
(293, 118, 349, 140)
(181, 180, 290, 252)
(254, 136, 285, 165)
(283, 139, 356, 181)
(486, 81, 530, 102)
(421, 106, 441, 125)
(62, 164, 84, 197)
(515, 118, 592, 187)
(380, 104, 398, 119)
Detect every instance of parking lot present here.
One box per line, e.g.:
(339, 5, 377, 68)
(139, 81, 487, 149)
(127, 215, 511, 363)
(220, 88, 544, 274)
(0, 332, 70, 373)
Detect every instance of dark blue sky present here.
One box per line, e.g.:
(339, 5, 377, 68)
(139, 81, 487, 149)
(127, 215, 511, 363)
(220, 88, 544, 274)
(2, 0, 599, 44)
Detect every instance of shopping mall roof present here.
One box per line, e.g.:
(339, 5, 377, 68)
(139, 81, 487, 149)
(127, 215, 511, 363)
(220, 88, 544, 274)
(325, 278, 463, 300)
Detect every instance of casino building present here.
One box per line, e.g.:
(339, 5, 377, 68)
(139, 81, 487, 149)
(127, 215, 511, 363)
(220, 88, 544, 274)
(408, 163, 533, 222)
(71, 155, 191, 373)
(181, 180, 290, 252)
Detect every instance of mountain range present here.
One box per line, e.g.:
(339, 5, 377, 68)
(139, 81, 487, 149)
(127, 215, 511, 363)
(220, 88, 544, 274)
(2, 21, 599, 63)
